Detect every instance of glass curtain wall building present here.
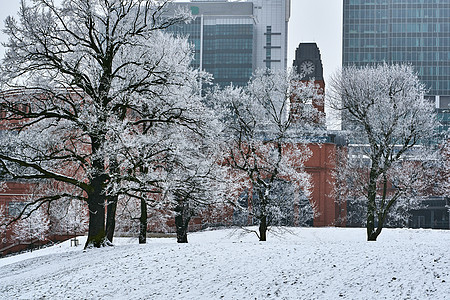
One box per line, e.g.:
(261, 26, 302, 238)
(342, 0, 450, 134)
(167, 0, 291, 87)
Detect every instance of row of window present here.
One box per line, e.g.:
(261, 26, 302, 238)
(391, 8, 449, 18)
(392, 23, 449, 34)
(347, 23, 450, 35)
(345, 51, 450, 66)
(391, 51, 450, 62)
(345, 37, 450, 48)
(0, 103, 31, 118)
(168, 23, 253, 39)
(346, 38, 388, 48)
(391, 37, 450, 47)
(347, 24, 388, 34)
(203, 53, 252, 65)
(347, 9, 388, 19)
(204, 25, 253, 36)
(344, 52, 389, 63)
(166, 20, 201, 36)
(348, 0, 448, 5)
(417, 67, 450, 77)
(205, 67, 253, 79)
(203, 39, 253, 50)
(422, 81, 450, 93)
(347, 8, 449, 19)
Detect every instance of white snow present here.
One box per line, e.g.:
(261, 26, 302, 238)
(1, 227, 449, 299)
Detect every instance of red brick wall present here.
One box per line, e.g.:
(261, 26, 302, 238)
(305, 143, 346, 227)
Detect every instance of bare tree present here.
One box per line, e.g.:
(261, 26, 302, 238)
(215, 69, 324, 241)
(0, 0, 200, 248)
(330, 64, 439, 241)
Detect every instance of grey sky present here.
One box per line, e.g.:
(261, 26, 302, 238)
(0, 0, 343, 83)
(288, 0, 342, 83)
(0, 0, 21, 56)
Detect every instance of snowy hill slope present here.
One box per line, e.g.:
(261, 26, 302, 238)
(0, 227, 449, 299)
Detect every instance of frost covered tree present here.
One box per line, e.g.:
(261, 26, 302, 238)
(215, 69, 324, 241)
(10, 205, 50, 248)
(48, 197, 89, 237)
(109, 97, 226, 244)
(160, 143, 223, 243)
(0, 0, 204, 248)
(101, 58, 224, 244)
(330, 64, 439, 241)
(166, 138, 229, 243)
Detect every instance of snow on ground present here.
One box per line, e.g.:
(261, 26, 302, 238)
(0, 227, 449, 299)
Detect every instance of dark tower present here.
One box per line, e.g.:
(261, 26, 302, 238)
(293, 43, 324, 82)
(292, 43, 325, 114)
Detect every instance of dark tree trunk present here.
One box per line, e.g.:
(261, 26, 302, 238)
(366, 167, 379, 241)
(106, 158, 120, 244)
(259, 215, 267, 241)
(368, 225, 383, 241)
(105, 197, 117, 243)
(85, 195, 106, 248)
(84, 135, 108, 249)
(175, 214, 190, 243)
(139, 198, 147, 244)
(175, 202, 190, 243)
(85, 156, 107, 248)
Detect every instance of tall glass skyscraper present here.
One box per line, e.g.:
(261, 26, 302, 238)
(167, 0, 291, 87)
(342, 0, 450, 134)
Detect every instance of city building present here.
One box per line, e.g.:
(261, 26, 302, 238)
(342, 0, 450, 133)
(168, 0, 291, 86)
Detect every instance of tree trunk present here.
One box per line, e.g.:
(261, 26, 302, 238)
(85, 173, 107, 249)
(85, 197, 106, 248)
(366, 167, 378, 241)
(259, 215, 267, 241)
(85, 135, 108, 249)
(139, 198, 147, 244)
(175, 214, 190, 243)
(175, 202, 190, 243)
(105, 197, 117, 243)
(106, 158, 120, 244)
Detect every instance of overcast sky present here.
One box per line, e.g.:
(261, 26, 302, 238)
(0, 0, 343, 83)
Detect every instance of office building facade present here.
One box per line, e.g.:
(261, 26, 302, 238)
(342, 0, 450, 134)
(168, 0, 291, 86)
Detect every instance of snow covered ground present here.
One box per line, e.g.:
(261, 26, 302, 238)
(0, 227, 449, 299)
